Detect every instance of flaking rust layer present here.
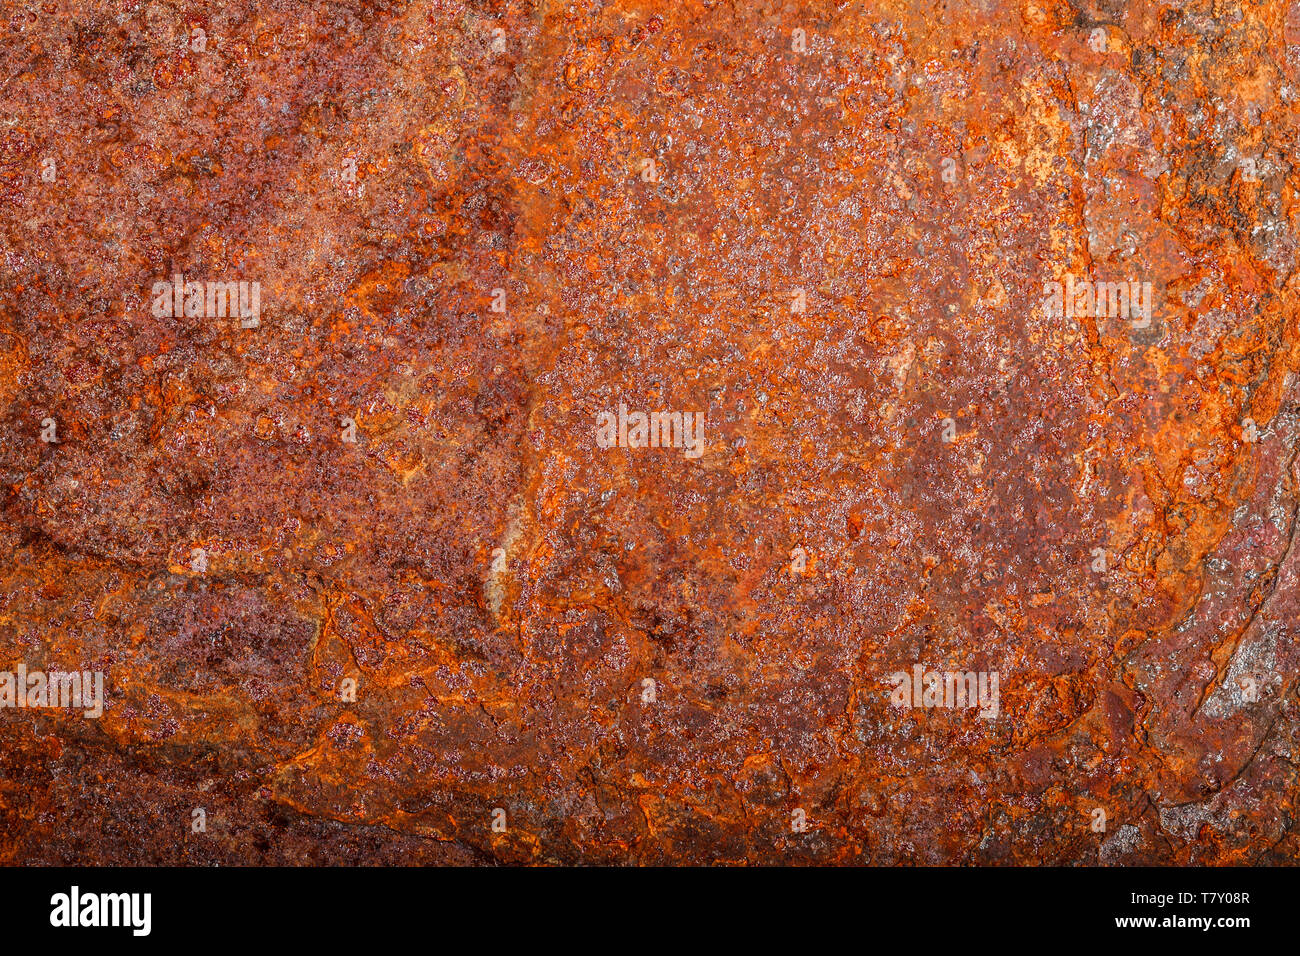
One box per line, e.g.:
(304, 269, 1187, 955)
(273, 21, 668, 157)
(1, 0, 1299, 865)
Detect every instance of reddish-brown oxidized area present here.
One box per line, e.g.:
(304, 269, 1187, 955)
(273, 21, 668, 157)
(1, 0, 1299, 864)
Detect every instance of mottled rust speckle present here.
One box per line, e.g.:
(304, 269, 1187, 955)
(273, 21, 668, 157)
(1, 0, 1299, 864)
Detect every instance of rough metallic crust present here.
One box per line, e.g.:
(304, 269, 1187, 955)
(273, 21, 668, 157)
(1, 0, 1298, 864)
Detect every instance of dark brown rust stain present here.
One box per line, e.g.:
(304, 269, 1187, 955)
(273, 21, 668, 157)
(0, 0, 1299, 864)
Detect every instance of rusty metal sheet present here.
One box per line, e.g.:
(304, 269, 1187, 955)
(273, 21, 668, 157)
(1, 0, 1299, 865)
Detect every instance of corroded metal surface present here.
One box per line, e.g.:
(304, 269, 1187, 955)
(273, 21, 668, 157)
(1, 0, 1299, 864)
